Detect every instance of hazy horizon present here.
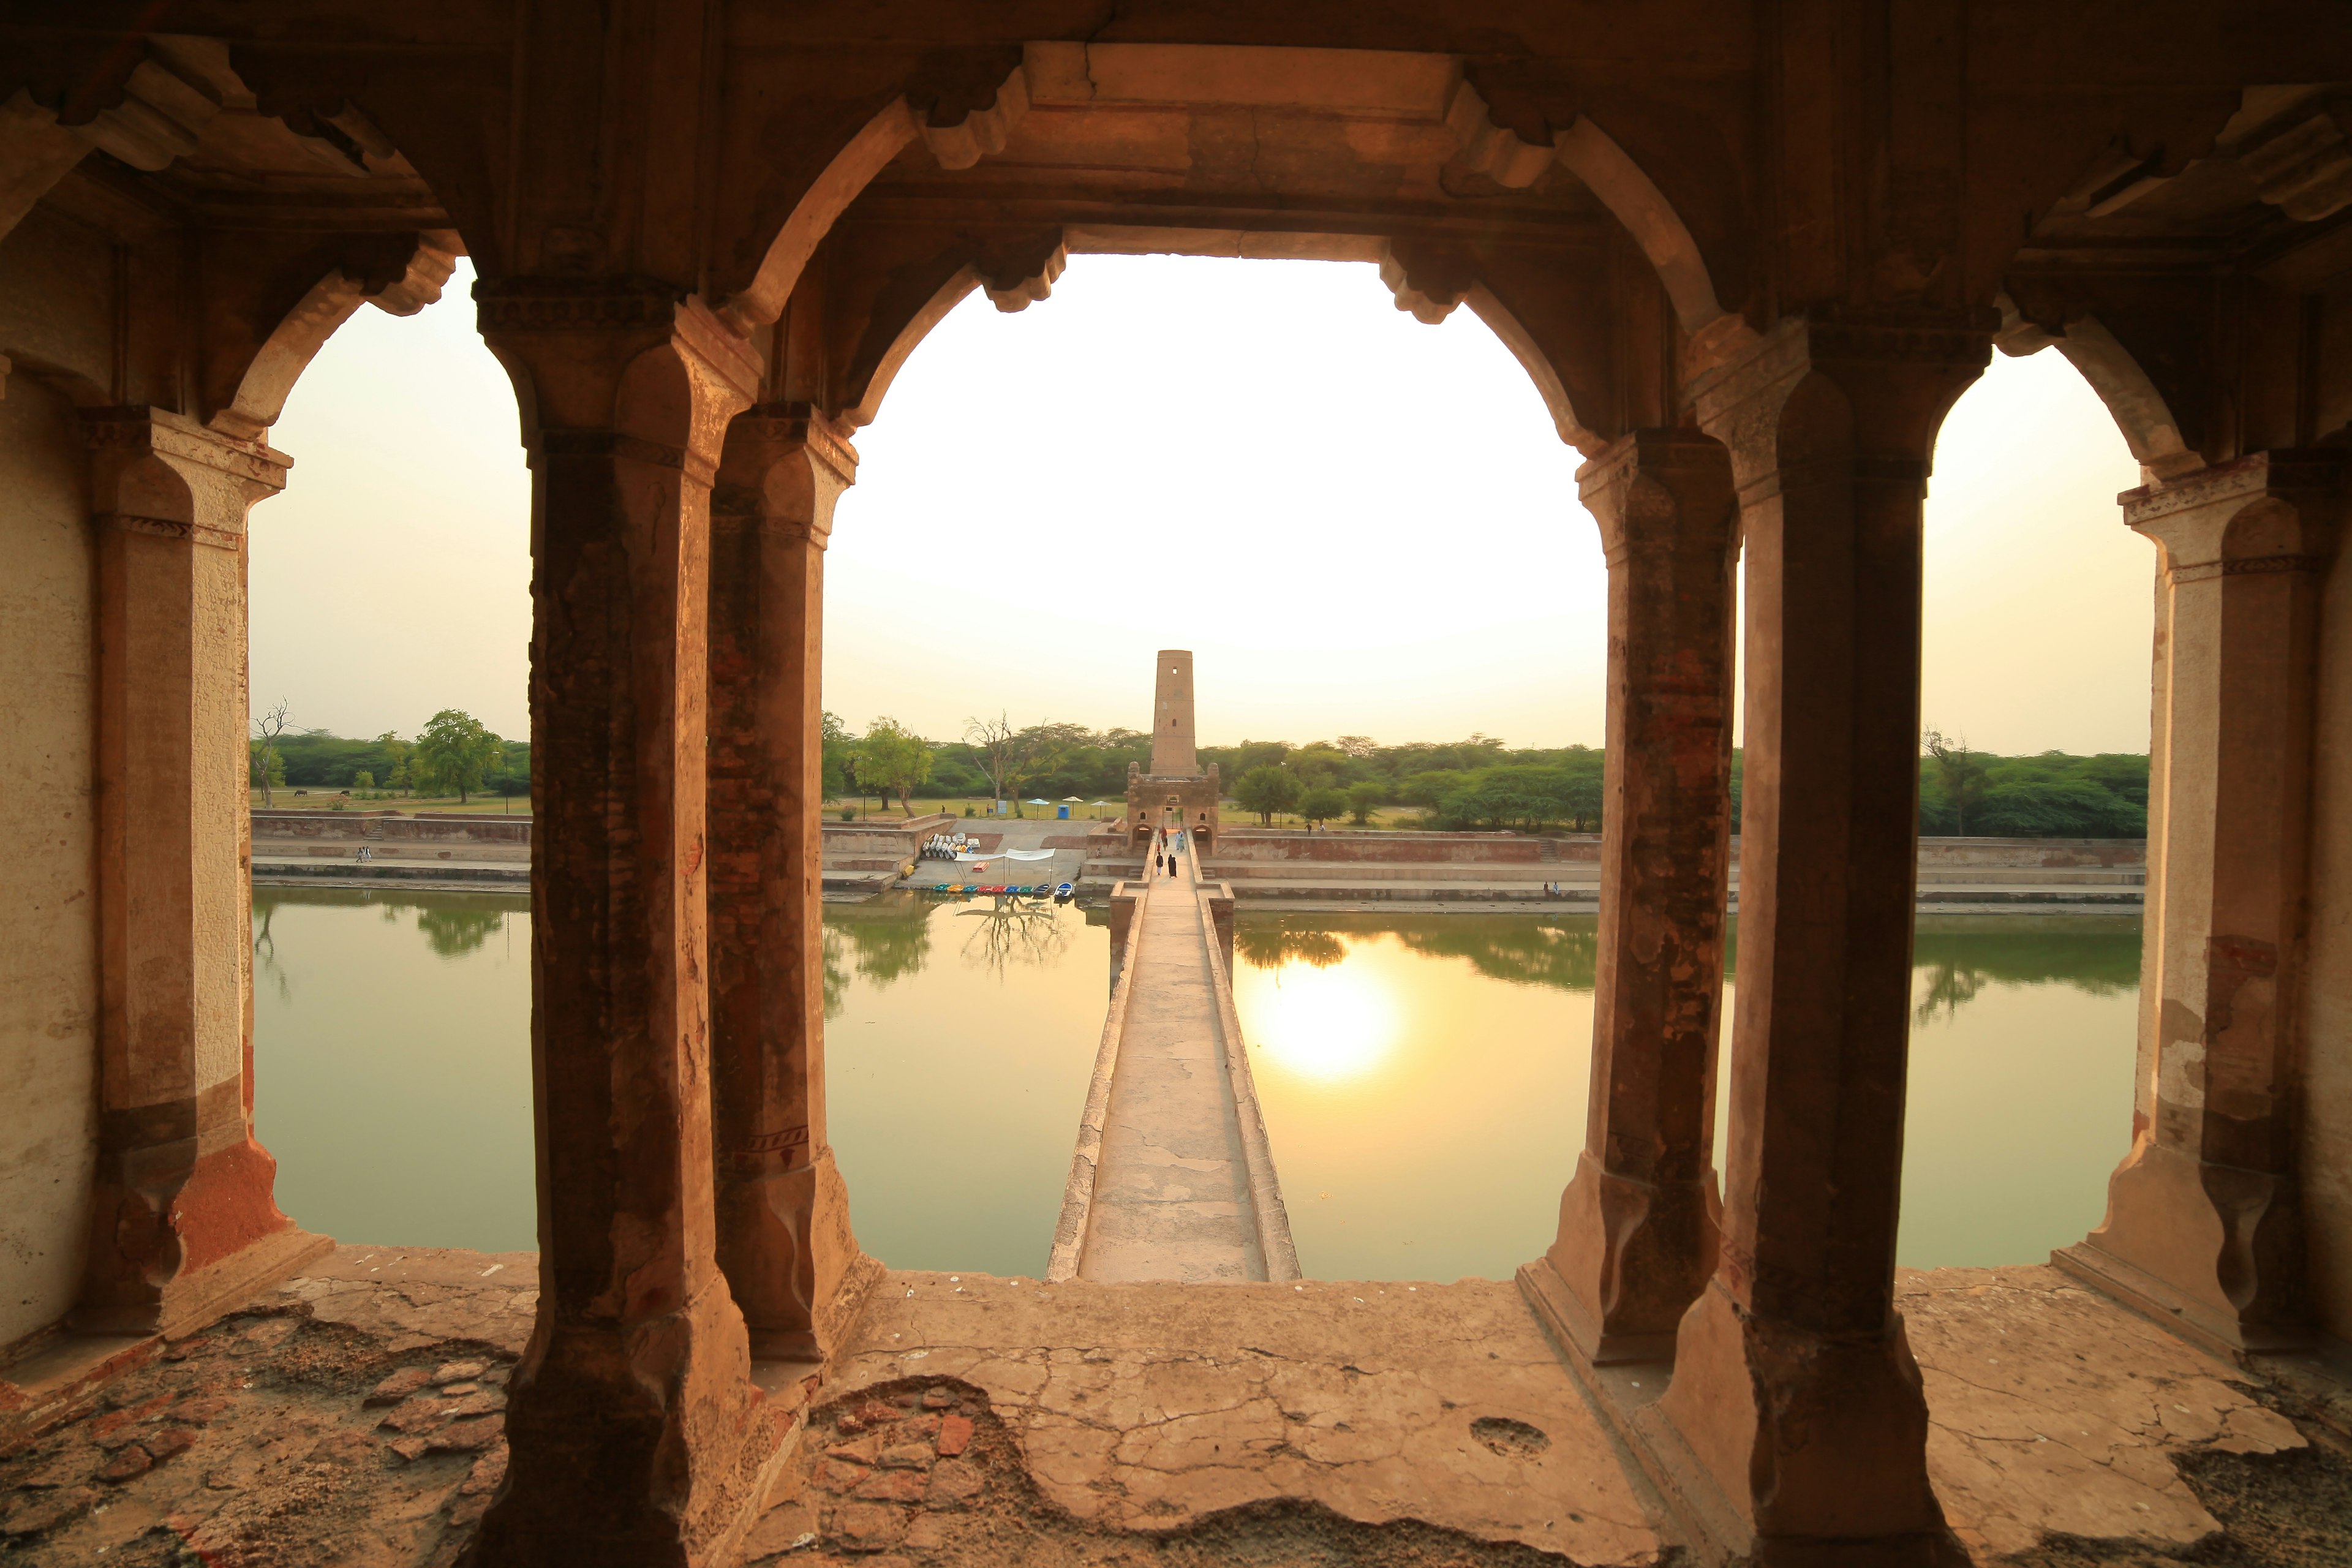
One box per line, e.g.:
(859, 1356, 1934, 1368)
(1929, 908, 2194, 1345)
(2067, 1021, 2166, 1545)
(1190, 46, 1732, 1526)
(252, 255, 2152, 756)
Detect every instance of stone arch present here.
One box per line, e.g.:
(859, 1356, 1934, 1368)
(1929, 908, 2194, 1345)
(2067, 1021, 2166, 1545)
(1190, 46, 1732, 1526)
(720, 63, 1031, 335)
(1462, 284, 1602, 455)
(1552, 118, 1729, 341)
(837, 239, 1066, 430)
(720, 45, 1741, 409)
(833, 230, 1605, 452)
(211, 232, 462, 441)
(1995, 296, 2204, 482)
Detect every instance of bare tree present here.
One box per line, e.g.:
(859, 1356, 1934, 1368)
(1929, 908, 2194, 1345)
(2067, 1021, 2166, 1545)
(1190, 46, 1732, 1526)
(252, 698, 292, 808)
(963, 711, 1041, 816)
(1922, 728, 1989, 837)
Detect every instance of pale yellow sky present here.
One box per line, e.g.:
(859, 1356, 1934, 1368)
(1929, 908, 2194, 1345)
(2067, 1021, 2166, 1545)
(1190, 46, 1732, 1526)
(253, 255, 2151, 756)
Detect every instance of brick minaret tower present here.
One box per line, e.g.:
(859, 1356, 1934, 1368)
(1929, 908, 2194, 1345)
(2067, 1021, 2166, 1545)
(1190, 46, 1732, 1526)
(1149, 650, 1198, 777)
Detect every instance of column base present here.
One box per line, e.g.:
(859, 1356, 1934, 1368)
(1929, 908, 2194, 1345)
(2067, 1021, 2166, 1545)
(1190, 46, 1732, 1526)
(1632, 1281, 1958, 1567)
(1521, 1254, 1679, 1366)
(72, 1221, 334, 1341)
(1534, 1154, 1715, 1365)
(2052, 1242, 2311, 1361)
(472, 1273, 777, 1568)
(718, 1152, 869, 1362)
(75, 1126, 333, 1341)
(2057, 1139, 2310, 1360)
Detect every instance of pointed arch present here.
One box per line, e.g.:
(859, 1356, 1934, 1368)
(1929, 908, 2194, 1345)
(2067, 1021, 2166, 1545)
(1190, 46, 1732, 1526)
(211, 233, 461, 441)
(1553, 117, 1729, 341)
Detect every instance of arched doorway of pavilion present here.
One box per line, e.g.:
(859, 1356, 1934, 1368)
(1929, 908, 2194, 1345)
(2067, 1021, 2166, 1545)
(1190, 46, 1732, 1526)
(230, 257, 541, 1260)
(815, 250, 1604, 1286)
(1887, 342, 2154, 1271)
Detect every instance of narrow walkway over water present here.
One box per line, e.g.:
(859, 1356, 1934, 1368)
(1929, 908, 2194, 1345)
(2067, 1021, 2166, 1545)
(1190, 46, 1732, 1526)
(1052, 843, 1297, 1283)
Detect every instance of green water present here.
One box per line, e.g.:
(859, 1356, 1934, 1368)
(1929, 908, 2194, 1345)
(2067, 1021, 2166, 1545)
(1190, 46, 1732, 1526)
(251, 889, 2142, 1281)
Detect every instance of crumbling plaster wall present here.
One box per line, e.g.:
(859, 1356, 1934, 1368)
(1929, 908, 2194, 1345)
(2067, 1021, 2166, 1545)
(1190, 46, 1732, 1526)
(0, 380, 99, 1353)
(0, 205, 113, 1352)
(2302, 541, 2352, 1346)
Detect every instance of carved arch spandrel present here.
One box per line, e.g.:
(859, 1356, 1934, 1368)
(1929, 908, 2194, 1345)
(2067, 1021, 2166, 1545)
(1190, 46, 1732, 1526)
(720, 61, 1031, 336)
(1995, 293, 2206, 482)
(211, 232, 462, 442)
(1380, 238, 1657, 455)
(822, 226, 1068, 430)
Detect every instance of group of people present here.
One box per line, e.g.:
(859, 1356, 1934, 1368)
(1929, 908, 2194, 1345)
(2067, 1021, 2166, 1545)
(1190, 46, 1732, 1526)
(1150, 826, 1186, 880)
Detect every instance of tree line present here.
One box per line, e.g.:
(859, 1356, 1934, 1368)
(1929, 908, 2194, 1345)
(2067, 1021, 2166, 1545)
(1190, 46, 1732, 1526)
(249, 707, 528, 806)
(257, 702, 2150, 840)
(823, 715, 2149, 840)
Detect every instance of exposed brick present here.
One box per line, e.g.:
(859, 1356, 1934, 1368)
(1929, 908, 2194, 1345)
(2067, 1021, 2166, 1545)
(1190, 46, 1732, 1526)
(459, 1442, 510, 1496)
(826, 1433, 881, 1465)
(96, 1446, 153, 1483)
(829, 1502, 907, 1551)
(935, 1414, 974, 1457)
(850, 1468, 926, 1504)
(365, 1368, 435, 1407)
(379, 1399, 450, 1434)
(925, 1458, 983, 1509)
(432, 1360, 489, 1385)
(145, 1428, 197, 1463)
(919, 1388, 954, 1410)
(813, 1458, 872, 1494)
(876, 1442, 933, 1471)
(427, 1417, 502, 1455)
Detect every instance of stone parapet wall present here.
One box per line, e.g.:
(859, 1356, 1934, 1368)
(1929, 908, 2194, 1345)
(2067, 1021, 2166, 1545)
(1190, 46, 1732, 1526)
(821, 812, 958, 854)
(1210, 829, 1592, 865)
(1913, 836, 2146, 868)
(1210, 828, 2146, 871)
(251, 812, 532, 845)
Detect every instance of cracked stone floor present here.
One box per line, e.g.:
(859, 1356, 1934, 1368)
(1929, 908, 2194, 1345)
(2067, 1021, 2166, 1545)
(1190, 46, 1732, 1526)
(3, 1249, 2348, 1566)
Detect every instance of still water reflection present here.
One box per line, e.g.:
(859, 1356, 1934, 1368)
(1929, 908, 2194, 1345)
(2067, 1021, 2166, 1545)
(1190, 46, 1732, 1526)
(252, 889, 2140, 1282)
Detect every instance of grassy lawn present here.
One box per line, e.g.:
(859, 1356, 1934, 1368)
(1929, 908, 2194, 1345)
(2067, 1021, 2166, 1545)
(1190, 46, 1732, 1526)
(251, 792, 1434, 831)
(826, 797, 1432, 831)
(252, 791, 530, 815)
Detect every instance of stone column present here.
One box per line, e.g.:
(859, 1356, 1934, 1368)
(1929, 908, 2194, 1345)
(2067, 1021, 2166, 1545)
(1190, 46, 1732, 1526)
(1645, 318, 1986, 1564)
(707, 404, 866, 1363)
(76, 407, 329, 1339)
(2056, 451, 2339, 1355)
(1523, 429, 1738, 1365)
(469, 281, 778, 1565)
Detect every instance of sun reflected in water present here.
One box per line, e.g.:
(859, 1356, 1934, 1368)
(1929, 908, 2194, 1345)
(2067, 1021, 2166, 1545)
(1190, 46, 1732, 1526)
(1245, 957, 1400, 1083)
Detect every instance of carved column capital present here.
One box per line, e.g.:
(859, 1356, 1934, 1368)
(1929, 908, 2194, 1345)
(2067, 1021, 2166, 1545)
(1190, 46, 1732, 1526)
(1575, 428, 1738, 563)
(2122, 450, 2342, 575)
(80, 406, 290, 551)
(714, 401, 858, 549)
(475, 277, 762, 472)
(1684, 312, 1992, 496)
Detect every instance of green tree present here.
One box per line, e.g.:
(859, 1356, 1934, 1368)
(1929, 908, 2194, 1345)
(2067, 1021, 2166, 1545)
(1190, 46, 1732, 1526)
(1345, 781, 1382, 826)
(416, 709, 502, 804)
(352, 770, 375, 791)
(854, 717, 934, 816)
(1235, 765, 1301, 826)
(1298, 786, 1346, 827)
(821, 710, 856, 799)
